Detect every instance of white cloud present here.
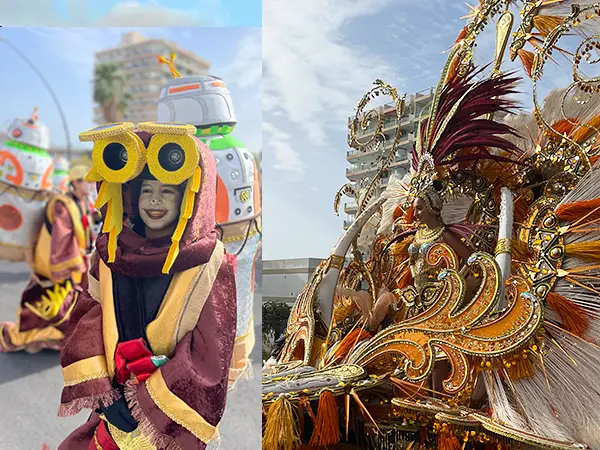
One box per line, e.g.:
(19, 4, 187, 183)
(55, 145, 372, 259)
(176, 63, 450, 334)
(97, 1, 206, 27)
(263, 0, 399, 146)
(0, 0, 63, 25)
(0, 0, 214, 26)
(217, 28, 262, 89)
(263, 122, 306, 176)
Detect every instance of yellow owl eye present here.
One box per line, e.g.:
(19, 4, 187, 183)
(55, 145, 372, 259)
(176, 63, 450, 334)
(79, 123, 146, 183)
(138, 122, 199, 185)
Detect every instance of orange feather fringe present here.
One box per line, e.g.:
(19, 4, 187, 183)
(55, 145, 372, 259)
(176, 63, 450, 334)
(396, 267, 413, 290)
(518, 49, 535, 78)
(591, 155, 600, 166)
(546, 290, 590, 336)
(565, 241, 600, 262)
(455, 26, 468, 44)
(405, 205, 415, 224)
(308, 390, 341, 447)
(393, 204, 404, 221)
(390, 237, 412, 257)
(551, 118, 578, 139)
(446, 54, 461, 84)
(513, 192, 533, 227)
(533, 15, 565, 37)
(556, 197, 600, 223)
(573, 114, 600, 144)
(328, 328, 371, 365)
(512, 239, 533, 263)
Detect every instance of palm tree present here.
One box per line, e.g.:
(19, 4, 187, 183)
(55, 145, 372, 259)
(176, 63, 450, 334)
(93, 63, 131, 123)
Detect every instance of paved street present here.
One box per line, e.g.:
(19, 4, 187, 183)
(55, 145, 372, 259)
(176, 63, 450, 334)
(0, 260, 262, 450)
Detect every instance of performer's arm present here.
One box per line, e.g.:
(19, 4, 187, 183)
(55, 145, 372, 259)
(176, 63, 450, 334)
(128, 255, 237, 449)
(49, 201, 86, 283)
(58, 264, 117, 417)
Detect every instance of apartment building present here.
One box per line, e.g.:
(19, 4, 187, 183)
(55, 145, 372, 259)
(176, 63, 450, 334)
(343, 88, 434, 229)
(93, 31, 211, 124)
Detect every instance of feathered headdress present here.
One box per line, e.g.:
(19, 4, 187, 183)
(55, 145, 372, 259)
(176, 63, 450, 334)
(409, 67, 523, 203)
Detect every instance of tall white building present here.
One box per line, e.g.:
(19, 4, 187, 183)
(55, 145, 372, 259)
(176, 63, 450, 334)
(343, 88, 434, 229)
(93, 32, 211, 124)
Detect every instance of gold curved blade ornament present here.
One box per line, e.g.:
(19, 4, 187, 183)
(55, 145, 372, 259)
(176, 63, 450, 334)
(348, 248, 543, 394)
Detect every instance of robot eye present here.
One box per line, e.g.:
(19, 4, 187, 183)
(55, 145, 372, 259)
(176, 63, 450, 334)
(12, 128, 22, 138)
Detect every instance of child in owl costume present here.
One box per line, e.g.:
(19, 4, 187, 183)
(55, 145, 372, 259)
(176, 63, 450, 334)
(157, 54, 260, 387)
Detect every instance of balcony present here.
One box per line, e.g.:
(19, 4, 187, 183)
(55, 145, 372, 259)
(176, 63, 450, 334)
(343, 220, 353, 230)
(347, 134, 414, 162)
(346, 163, 378, 178)
(344, 202, 358, 214)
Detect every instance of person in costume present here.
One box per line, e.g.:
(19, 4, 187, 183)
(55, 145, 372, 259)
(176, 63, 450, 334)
(156, 53, 261, 387)
(0, 107, 54, 262)
(57, 121, 236, 450)
(52, 155, 70, 193)
(263, 3, 600, 450)
(0, 163, 95, 352)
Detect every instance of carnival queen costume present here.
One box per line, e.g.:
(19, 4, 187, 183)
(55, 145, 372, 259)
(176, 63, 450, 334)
(263, 2, 600, 449)
(57, 122, 236, 450)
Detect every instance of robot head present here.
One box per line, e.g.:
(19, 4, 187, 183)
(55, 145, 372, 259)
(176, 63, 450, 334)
(7, 107, 50, 150)
(157, 75, 237, 129)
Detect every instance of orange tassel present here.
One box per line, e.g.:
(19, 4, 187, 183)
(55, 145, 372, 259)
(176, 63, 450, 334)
(438, 433, 461, 450)
(308, 390, 341, 447)
(518, 49, 535, 77)
(573, 114, 600, 144)
(556, 197, 600, 223)
(533, 15, 564, 36)
(546, 290, 590, 336)
(263, 396, 301, 450)
(327, 328, 371, 365)
(591, 155, 600, 166)
(565, 241, 600, 262)
(506, 354, 535, 380)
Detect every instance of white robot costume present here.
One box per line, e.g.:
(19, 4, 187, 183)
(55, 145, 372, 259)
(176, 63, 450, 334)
(157, 64, 261, 387)
(0, 108, 54, 262)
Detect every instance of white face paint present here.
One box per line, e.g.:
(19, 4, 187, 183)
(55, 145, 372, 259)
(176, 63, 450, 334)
(138, 180, 182, 237)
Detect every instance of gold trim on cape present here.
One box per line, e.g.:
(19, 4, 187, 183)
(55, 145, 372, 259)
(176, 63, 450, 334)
(146, 369, 218, 444)
(62, 355, 109, 387)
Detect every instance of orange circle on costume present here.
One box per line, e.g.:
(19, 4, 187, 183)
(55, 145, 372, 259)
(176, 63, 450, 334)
(0, 150, 23, 186)
(41, 163, 54, 190)
(0, 204, 23, 230)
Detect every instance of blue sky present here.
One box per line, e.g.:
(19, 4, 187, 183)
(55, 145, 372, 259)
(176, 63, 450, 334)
(0, 27, 261, 158)
(262, 0, 573, 261)
(2, 0, 261, 26)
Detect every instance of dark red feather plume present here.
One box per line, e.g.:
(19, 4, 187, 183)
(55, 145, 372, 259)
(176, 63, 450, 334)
(414, 67, 523, 170)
